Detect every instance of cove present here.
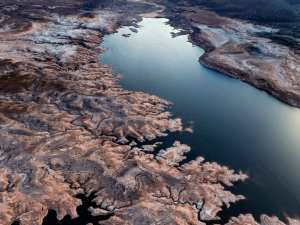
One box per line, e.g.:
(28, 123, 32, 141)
(99, 18, 300, 222)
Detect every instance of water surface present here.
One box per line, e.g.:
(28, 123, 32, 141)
(100, 18, 300, 223)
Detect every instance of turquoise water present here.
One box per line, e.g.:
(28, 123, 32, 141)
(100, 18, 300, 222)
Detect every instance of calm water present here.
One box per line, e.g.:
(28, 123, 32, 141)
(99, 18, 300, 223)
(41, 193, 111, 225)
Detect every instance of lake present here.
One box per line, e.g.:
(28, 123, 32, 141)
(99, 18, 300, 223)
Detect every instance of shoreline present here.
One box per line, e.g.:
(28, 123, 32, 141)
(0, 1, 299, 225)
(182, 10, 300, 109)
(0, 2, 247, 225)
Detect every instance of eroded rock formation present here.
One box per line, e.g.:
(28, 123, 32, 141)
(184, 10, 300, 108)
(0, 1, 248, 225)
(0, 1, 299, 225)
(227, 214, 300, 225)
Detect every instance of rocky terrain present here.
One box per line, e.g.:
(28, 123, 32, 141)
(195, 0, 300, 51)
(0, 1, 246, 224)
(0, 0, 300, 225)
(149, 0, 300, 108)
(186, 9, 300, 108)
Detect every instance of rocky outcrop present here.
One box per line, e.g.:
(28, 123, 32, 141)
(183, 10, 300, 108)
(156, 141, 190, 166)
(227, 214, 300, 225)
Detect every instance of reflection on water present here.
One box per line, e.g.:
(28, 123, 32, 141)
(100, 18, 300, 222)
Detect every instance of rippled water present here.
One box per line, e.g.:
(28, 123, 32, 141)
(99, 18, 300, 223)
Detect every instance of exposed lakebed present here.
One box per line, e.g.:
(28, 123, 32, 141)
(100, 18, 300, 222)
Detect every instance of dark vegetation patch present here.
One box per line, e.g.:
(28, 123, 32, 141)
(82, 0, 118, 10)
(197, 0, 300, 49)
(255, 32, 300, 52)
(164, 0, 300, 50)
(197, 0, 300, 23)
(0, 0, 82, 16)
